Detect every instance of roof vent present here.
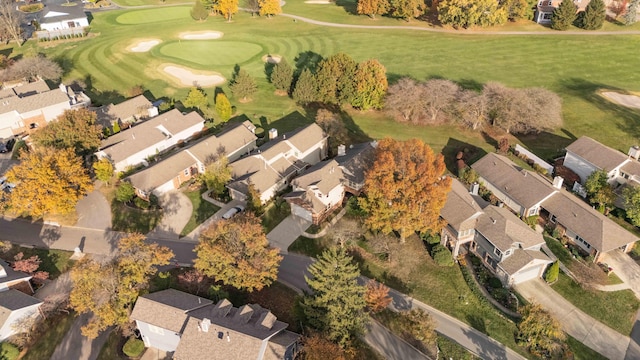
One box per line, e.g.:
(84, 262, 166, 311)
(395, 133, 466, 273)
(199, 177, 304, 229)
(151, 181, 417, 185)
(337, 144, 346, 157)
(201, 318, 211, 332)
(492, 218, 497, 224)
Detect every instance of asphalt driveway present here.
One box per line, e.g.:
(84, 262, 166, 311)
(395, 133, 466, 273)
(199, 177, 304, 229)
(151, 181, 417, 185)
(267, 215, 312, 252)
(75, 187, 111, 230)
(516, 279, 629, 360)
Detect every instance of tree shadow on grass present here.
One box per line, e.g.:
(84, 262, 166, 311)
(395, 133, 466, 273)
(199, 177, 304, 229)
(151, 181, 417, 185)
(442, 138, 487, 174)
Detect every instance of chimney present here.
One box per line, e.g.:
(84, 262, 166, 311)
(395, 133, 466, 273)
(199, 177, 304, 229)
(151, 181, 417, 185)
(470, 182, 479, 196)
(337, 144, 346, 157)
(268, 128, 278, 140)
(226, 332, 231, 342)
(552, 176, 564, 189)
(283, 134, 286, 140)
(629, 146, 640, 160)
(201, 318, 211, 332)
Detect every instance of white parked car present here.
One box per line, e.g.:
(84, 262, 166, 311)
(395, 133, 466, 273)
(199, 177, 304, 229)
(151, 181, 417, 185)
(222, 205, 245, 219)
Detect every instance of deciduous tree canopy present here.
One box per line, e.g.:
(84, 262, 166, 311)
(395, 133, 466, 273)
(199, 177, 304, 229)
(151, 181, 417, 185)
(31, 108, 102, 157)
(5, 147, 93, 218)
(624, 186, 640, 226)
(194, 212, 280, 292)
(219, 0, 239, 21)
(359, 138, 451, 241)
(70, 234, 173, 338)
(93, 158, 114, 184)
(315, 53, 357, 105)
(303, 247, 367, 347)
(389, 0, 426, 19)
(438, 0, 508, 28)
(183, 87, 207, 110)
(292, 68, 317, 104)
(517, 303, 566, 357)
(2, 56, 62, 81)
(585, 170, 615, 212)
(351, 59, 388, 110)
(258, 0, 281, 17)
(357, 0, 390, 18)
(215, 92, 232, 122)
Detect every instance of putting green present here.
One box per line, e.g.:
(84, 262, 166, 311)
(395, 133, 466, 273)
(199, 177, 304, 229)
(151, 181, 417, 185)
(116, 7, 190, 25)
(157, 41, 263, 67)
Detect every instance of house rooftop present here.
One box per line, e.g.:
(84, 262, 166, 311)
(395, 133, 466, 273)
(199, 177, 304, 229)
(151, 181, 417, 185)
(99, 109, 204, 165)
(40, 4, 88, 23)
(96, 95, 153, 127)
(441, 179, 484, 232)
(130, 289, 212, 333)
(498, 249, 551, 276)
(565, 136, 629, 172)
(335, 142, 377, 189)
(293, 159, 342, 194)
(471, 153, 556, 208)
(476, 206, 545, 252)
(0, 81, 50, 100)
(0, 289, 42, 329)
(0, 89, 70, 115)
(541, 190, 636, 253)
(0, 260, 33, 286)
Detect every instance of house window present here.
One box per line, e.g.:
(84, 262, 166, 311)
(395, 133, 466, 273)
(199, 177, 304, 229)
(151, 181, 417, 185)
(528, 207, 537, 216)
(550, 214, 557, 223)
(148, 324, 164, 335)
(622, 172, 630, 179)
(575, 235, 591, 249)
(494, 248, 502, 257)
(183, 169, 189, 176)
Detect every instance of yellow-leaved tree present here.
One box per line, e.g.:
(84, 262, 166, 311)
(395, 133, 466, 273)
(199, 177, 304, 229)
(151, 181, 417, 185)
(258, 0, 281, 17)
(70, 233, 173, 338)
(359, 138, 451, 242)
(194, 212, 281, 292)
(6, 147, 93, 218)
(218, 0, 238, 21)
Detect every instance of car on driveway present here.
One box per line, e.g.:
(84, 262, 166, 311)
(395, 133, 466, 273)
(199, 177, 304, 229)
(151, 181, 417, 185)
(222, 205, 245, 219)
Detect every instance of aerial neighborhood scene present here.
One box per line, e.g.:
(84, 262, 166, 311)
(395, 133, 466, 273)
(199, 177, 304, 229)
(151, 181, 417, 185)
(0, 0, 639, 358)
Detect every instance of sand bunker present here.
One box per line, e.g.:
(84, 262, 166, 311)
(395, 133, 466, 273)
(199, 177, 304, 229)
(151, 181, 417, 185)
(128, 39, 160, 52)
(262, 54, 282, 64)
(162, 65, 226, 87)
(304, 0, 332, 3)
(179, 31, 224, 40)
(601, 91, 640, 110)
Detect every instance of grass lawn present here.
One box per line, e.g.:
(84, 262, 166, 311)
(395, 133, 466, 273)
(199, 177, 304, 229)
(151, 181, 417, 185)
(180, 188, 220, 236)
(288, 235, 333, 258)
(112, 0, 188, 6)
(111, 201, 163, 233)
(22, 312, 76, 360)
(437, 335, 480, 360)
(8, 6, 638, 162)
(543, 235, 576, 265)
(261, 201, 291, 233)
(566, 335, 608, 360)
(96, 330, 122, 360)
(551, 272, 640, 335)
(0, 246, 74, 278)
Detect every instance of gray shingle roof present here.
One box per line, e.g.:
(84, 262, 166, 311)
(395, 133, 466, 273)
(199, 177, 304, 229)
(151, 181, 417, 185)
(0, 289, 42, 329)
(293, 159, 342, 194)
(472, 153, 556, 208)
(96, 95, 153, 127)
(0, 89, 70, 115)
(335, 142, 376, 189)
(565, 136, 629, 172)
(40, 4, 88, 24)
(99, 109, 204, 165)
(476, 206, 545, 252)
(130, 289, 212, 333)
(0, 81, 51, 100)
(441, 179, 483, 232)
(542, 191, 637, 252)
(498, 249, 550, 276)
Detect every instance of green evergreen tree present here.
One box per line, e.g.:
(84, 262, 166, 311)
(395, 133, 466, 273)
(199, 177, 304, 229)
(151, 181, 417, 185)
(302, 247, 367, 348)
(580, 0, 606, 29)
(551, 0, 577, 30)
(624, 0, 639, 25)
(215, 93, 232, 122)
(270, 58, 294, 94)
(191, 0, 209, 20)
(545, 261, 559, 283)
(230, 69, 257, 101)
(292, 69, 317, 104)
(315, 53, 357, 105)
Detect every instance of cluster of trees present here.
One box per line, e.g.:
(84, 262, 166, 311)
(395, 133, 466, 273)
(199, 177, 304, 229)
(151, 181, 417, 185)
(359, 138, 451, 242)
(0, 56, 63, 83)
(356, 0, 425, 20)
(269, 53, 388, 110)
(438, 0, 534, 28)
(193, 0, 282, 21)
(551, 0, 607, 30)
(3, 108, 101, 218)
(385, 78, 563, 134)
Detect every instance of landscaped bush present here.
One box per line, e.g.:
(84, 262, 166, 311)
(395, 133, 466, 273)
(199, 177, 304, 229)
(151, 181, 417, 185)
(545, 261, 559, 283)
(122, 337, 144, 358)
(134, 197, 150, 210)
(19, 3, 44, 12)
(421, 232, 441, 246)
(487, 276, 503, 289)
(115, 182, 135, 203)
(430, 244, 454, 266)
(0, 342, 19, 360)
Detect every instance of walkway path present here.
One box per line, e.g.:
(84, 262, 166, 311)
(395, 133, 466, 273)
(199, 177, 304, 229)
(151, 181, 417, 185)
(146, 191, 192, 241)
(516, 278, 629, 360)
(50, 313, 113, 360)
(301, 207, 347, 239)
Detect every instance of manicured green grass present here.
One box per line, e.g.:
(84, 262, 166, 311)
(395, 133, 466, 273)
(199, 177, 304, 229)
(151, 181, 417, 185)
(543, 235, 575, 265)
(437, 335, 480, 360)
(15, 6, 639, 160)
(288, 235, 333, 258)
(607, 272, 624, 285)
(23, 312, 76, 360)
(112, 0, 188, 5)
(566, 335, 608, 360)
(180, 188, 220, 236)
(261, 201, 291, 233)
(551, 272, 640, 335)
(158, 40, 264, 66)
(0, 246, 74, 278)
(111, 201, 163, 233)
(96, 330, 122, 360)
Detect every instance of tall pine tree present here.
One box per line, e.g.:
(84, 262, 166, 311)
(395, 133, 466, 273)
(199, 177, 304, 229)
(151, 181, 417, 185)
(230, 69, 257, 101)
(292, 68, 317, 104)
(270, 58, 294, 95)
(551, 0, 577, 30)
(580, 0, 606, 29)
(302, 247, 367, 347)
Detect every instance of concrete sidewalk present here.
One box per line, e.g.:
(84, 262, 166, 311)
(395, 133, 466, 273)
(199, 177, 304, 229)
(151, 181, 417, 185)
(516, 279, 629, 360)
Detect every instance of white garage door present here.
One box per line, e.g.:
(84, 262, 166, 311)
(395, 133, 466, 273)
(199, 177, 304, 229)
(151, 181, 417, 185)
(153, 180, 176, 196)
(512, 265, 541, 285)
(291, 204, 313, 223)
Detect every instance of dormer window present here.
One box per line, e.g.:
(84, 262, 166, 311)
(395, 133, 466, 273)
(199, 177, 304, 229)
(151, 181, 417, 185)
(494, 248, 502, 257)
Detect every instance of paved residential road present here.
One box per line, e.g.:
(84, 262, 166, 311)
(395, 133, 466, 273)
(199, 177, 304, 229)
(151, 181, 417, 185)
(0, 216, 526, 359)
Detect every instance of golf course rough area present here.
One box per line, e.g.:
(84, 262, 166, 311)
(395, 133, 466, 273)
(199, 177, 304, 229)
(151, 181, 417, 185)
(161, 64, 226, 87)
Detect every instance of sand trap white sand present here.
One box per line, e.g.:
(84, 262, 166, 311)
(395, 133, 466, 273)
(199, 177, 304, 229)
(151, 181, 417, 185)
(162, 65, 226, 87)
(602, 91, 640, 110)
(179, 31, 224, 40)
(129, 39, 160, 52)
(304, 0, 332, 3)
(262, 54, 282, 64)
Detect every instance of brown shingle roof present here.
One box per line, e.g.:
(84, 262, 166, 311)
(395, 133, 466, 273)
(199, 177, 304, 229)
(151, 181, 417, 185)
(99, 109, 204, 164)
(0, 89, 70, 115)
(96, 95, 152, 126)
(498, 249, 550, 276)
(0, 81, 51, 99)
(293, 160, 342, 194)
(476, 206, 545, 252)
(264, 330, 301, 360)
(472, 153, 556, 208)
(336, 142, 376, 188)
(621, 160, 640, 179)
(565, 136, 629, 172)
(441, 179, 483, 232)
(130, 289, 212, 333)
(542, 191, 637, 252)
(128, 151, 197, 192)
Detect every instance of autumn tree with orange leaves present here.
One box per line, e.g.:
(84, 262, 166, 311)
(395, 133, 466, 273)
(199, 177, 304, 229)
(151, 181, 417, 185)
(359, 138, 451, 242)
(70, 233, 173, 338)
(194, 212, 281, 292)
(365, 280, 391, 313)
